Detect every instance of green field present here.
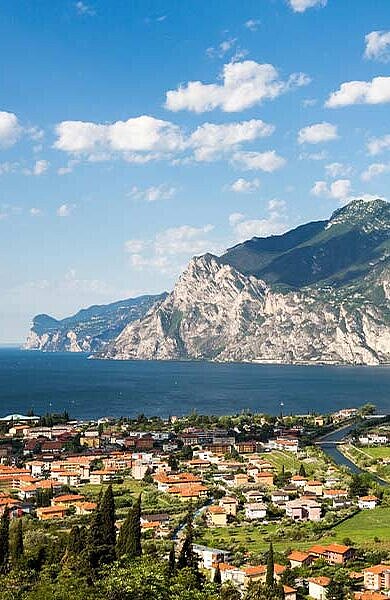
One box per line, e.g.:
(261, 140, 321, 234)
(196, 508, 390, 554)
(362, 446, 390, 459)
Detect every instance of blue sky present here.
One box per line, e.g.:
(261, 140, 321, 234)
(1, 0, 390, 342)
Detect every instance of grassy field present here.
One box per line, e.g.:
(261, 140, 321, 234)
(196, 508, 390, 554)
(264, 448, 328, 478)
(361, 447, 390, 459)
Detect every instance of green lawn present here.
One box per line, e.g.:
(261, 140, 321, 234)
(362, 447, 390, 459)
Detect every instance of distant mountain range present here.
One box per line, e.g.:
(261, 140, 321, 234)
(26, 198, 390, 365)
(24, 294, 167, 352)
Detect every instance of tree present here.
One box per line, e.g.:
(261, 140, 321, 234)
(220, 582, 241, 600)
(177, 507, 196, 571)
(213, 563, 221, 585)
(116, 495, 142, 558)
(298, 464, 306, 478)
(168, 544, 176, 577)
(327, 579, 350, 600)
(0, 508, 10, 573)
(265, 542, 274, 588)
(100, 485, 116, 548)
(10, 519, 23, 565)
(244, 581, 285, 600)
(168, 454, 179, 471)
(349, 473, 370, 497)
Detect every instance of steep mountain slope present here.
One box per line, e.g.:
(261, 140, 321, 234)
(101, 199, 390, 365)
(25, 293, 167, 352)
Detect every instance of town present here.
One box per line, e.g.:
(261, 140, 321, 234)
(0, 405, 389, 600)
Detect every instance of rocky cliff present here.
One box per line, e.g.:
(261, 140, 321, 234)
(101, 199, 390, 365)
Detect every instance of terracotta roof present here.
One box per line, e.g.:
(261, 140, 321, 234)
(325, 544, 352, 554)
(359, 495, 378, 501)
(288, 550, 310, 562)
(309, 577, 331, 586)
(209, 506, 226, 514)
(363, 564, 390, 574)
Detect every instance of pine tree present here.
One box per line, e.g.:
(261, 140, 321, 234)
(0, 508, 10, 573)
(10, 519, 23, 564)
(100, 484, 116, 547)
(265, 542, 274, 588)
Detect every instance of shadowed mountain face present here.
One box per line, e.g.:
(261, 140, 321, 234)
(221, 199, 390, 288)
(100, 199, 390, 366)
(25, 293, 167, 352)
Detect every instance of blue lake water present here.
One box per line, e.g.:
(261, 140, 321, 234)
(0, 349, 389, 420)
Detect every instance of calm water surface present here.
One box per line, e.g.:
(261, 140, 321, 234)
(0, 349, 389, 420)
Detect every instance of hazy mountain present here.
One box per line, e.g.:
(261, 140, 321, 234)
(25, 293, 167, 353)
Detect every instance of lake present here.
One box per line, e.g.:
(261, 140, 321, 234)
(0, 349, 389, 420)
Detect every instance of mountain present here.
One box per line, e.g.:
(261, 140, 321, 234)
(25, 293, 167, 353)
(100, 199, 390, 365)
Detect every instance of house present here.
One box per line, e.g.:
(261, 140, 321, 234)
(354, 593, 389, 600)
(132, 462, 149, 480)
(75, 501, 97, 515)
(219, 496, 239, 516)
(358, 495, 378, 510)
(192, 544, 231, 569)
(167, 484, 208, 500)
(244, 502, 267, 520)
(271, 490, 289, 503)
(51, 494, 85, 508)
(242, 563, 286, 587)
(308, 577, 331, 600)
(323, 489, 348, 500)
(363, 565, 390, 591)
(285, 497, 321, 521)
(207, 506, 228, 527)
(291, 475, 307, 488)
(244, 490, 264, 503)
(304, 480, 323, 496)
(141, 513, 170, 526)
(288, 550, 313, 568)
(284, 586, 297, 600)
(89, 469, 117, 485)
(153, 472, 202, 492)
(255, 471, 274, 488)
(235, 441, 258, 454)
(234, 473, 249, 487)
(308, 543, 354, 565)
(36, 506, 67, 520)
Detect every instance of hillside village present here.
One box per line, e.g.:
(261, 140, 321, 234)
(0, 407, 389, 599)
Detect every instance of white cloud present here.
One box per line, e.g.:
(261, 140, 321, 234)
(299, 150, 328, 161)
(75, 1, 95, 16)
(298, 122, 338, 144)
(364, 31, 390, 62)
(229, 199, 288, 241)
(32, 159, 49, 176)
(165, 60, 310, 113)
(325, 162, 353, 178)
(129, 184, 177, 202)
(54, 115, 184, 159)
(189, 119, 274, 161)
(57, 204, 73, 217)
(367, 134, 390, 156)
(361, 162, 390, 182)
(245, 19, 261, 32)
(30, 207, 43, 217)
(288, 0, 327, 13)
(326, 77, 390, 108)
(302, 98, 317, 107)
(228, 177, 260, 193)
(232, 150, 286, 172)
(125, 224, 217, 273)
(0, 111, 22, 148)
(0, 162, 18, 175)
(311, 179, 352, 200)
(206, 38, 237, 59)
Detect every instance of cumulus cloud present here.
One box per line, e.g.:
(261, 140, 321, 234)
(75, 1, 95, 16)
(299, 150, 328, 161)
(364, 31, 390, 62)
(326, 77, 390, 108)
(325, 162, 353, 178)
(165, 60, 310, 113)
(311, 179, 352, 200)
(57, 203, 74, 217)
(189, 119, 274, 161)
(361, 163, 390, 182)
(129, 184, 177, 202)
(206, 38, 238, 59)
(228, 177, 260, 193)
(229, 199, 288, 241)
(288, 0, 327, 13)
(298, 122, 338, 144)
(30, 207, 43, 217)
(0, 111, 22, 148)
(367, 134, 390, 156)
(232, 150, 286, 172)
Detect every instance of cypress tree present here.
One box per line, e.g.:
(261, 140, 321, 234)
(214, 563, 222, 585)
(177, 506, 196, 570)
(116, 494, 142, 558)
(100, 484, 116, 547)
(11, 519, 23, 564)
(298, 464, 306, 478)
(168, 544, 176, 577)
(265, 542, 274, 588)
(0, 508, 10, 573)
